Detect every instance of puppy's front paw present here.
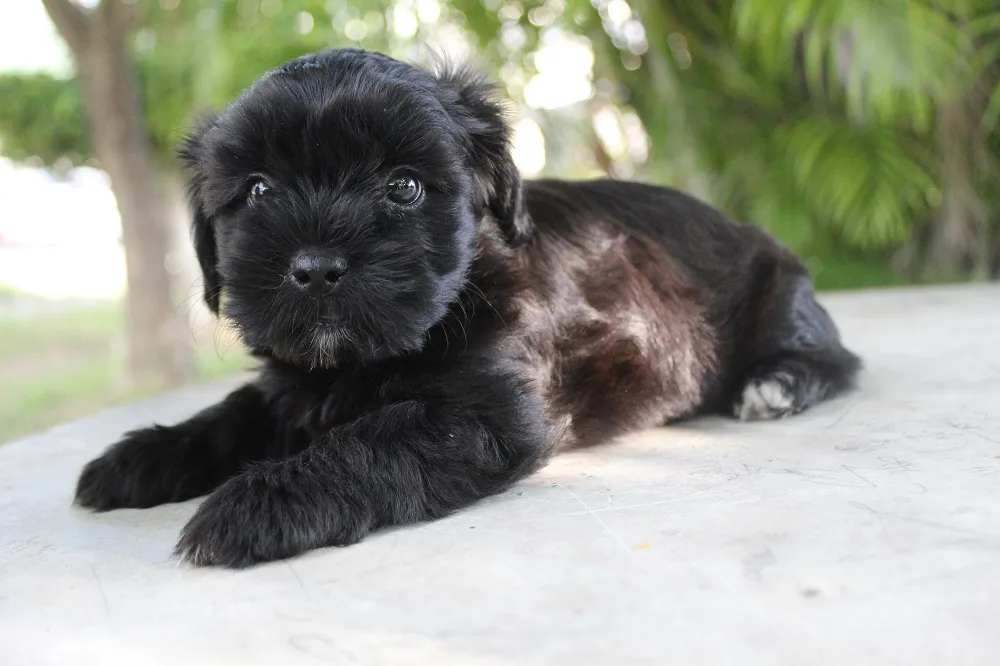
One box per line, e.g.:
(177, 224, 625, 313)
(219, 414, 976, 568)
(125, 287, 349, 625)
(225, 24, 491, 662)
(76, 426, 206, 511)
(174, 462, 370, 568)
(734, 371, 796, 421)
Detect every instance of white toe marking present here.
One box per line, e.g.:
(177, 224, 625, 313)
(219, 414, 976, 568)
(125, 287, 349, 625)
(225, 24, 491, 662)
(738, 374, 795, 421)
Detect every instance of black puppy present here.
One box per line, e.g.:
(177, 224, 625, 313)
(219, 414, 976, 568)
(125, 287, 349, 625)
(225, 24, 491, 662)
(75, 48, 860, 567)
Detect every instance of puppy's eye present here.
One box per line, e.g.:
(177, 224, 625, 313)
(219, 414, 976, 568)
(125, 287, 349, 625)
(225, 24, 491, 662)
(386, 176, 422, 205)
(247, 180, 269, 205)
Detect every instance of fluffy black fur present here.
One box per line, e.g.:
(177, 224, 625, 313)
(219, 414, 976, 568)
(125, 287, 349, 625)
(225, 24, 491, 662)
(75, 48, 860, 567)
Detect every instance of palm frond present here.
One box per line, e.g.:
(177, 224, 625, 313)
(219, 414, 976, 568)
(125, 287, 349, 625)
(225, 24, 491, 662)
(733, 0, 969, 128)
(776, 117, 936, 247)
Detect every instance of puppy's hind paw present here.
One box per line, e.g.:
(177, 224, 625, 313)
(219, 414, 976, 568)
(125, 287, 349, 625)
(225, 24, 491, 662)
(734, 371, 796, 421)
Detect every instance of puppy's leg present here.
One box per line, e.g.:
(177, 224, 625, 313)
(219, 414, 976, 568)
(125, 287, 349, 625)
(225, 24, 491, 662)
(174, 370, 548, 567)
(75, 385, 285, 510)
(732, 260, 860, 421)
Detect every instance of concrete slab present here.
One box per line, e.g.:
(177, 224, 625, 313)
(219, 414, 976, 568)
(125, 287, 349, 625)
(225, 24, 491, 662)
(1, 285, 998, 666)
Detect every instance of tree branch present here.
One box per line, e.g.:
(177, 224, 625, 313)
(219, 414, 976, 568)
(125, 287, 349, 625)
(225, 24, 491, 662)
(40, 0, 91, 57)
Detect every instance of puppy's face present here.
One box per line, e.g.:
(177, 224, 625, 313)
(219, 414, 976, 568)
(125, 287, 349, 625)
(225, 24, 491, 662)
(180, 49, 530, 368)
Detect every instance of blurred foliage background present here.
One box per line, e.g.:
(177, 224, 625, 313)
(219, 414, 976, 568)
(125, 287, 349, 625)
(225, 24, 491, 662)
(0, 0, 997, 442)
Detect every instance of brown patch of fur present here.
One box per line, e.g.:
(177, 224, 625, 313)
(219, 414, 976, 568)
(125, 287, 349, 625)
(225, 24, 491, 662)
(480, 211, 716, 449)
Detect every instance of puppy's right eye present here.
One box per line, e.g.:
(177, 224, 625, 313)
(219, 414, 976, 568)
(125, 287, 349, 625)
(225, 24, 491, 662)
(247, 180, 269, 205)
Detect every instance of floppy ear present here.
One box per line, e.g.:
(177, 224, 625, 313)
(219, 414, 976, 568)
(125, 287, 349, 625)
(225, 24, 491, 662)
(177, 113, 222, 314)
(433, 63, 533, 246)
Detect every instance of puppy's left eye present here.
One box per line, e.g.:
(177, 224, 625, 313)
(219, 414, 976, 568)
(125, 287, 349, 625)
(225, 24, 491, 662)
(386, 176, 422, 205)
(247, 180, 269, 205)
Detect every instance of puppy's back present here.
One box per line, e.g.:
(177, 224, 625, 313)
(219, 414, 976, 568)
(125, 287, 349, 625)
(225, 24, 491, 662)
(522, 178, 793, 287)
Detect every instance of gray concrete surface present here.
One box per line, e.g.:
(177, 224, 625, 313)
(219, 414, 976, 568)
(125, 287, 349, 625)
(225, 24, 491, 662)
(1, 285, 998, 666)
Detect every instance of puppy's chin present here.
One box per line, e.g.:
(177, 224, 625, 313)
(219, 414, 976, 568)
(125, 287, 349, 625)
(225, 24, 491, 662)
(308, 327, 348, 366)
(279, 327, 354, 370)
(251, 326, 369, 370)
(239, 317, 435, 370)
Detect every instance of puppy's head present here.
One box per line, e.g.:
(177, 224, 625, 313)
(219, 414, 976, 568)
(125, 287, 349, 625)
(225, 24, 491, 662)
(179, 48, 531, 367)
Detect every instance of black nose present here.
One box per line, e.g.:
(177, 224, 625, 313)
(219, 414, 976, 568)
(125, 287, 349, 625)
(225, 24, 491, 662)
(287, 249, 348, 294)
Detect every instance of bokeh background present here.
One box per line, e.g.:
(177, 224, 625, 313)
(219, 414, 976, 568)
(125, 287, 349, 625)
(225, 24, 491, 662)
(1, 0, 997, 443)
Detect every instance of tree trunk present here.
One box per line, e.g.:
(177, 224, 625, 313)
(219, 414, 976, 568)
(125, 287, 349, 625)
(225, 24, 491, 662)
(931, 99, 983, 279)
(41, 0, 192, 387)
(924, 53, 1000, 282)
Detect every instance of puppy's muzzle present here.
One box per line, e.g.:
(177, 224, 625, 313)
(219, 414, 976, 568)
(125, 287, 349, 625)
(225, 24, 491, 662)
(287, 248, 348, 296)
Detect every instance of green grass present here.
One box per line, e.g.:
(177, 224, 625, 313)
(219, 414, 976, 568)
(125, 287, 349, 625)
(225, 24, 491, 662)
(0, 303, 123, 359)
(0, 303, 253, 444)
